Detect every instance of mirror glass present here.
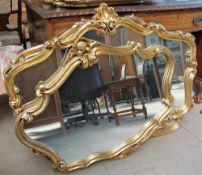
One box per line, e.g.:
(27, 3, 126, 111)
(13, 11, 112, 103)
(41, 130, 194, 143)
(165, 39, 188, 108)
(21, 28, 187, 163)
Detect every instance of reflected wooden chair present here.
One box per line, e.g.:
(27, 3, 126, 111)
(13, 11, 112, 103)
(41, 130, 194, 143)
(103, 60, 148, 126)
(103, 76, 148, 126)
(0, 0, 26, 48)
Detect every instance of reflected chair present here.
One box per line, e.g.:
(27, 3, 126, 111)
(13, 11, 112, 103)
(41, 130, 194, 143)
(103, 61, 148, 126)
(0, 0, 26, 48)
(59, 64, 103, 126)
(119, 63, 137, 103)
(103, 62, 148, 126)
(103, 76, 148, 126)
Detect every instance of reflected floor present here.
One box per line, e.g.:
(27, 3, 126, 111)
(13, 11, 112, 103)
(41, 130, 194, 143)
(25, 82, 185, 162)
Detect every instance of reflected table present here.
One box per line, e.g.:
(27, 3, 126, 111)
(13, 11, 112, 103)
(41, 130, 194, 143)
(103, 77, 148, 125)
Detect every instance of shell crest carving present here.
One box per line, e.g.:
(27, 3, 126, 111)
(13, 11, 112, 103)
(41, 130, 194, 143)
(93, 3, 119, 34)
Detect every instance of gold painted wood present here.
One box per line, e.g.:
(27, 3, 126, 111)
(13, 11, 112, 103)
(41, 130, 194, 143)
(4, 3, 197, 172)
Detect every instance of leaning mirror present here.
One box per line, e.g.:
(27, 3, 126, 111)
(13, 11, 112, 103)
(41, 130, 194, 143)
(4, 3, 197, 172)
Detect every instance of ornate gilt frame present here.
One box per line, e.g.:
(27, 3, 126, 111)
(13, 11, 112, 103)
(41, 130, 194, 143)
(4, 3, 197, 172)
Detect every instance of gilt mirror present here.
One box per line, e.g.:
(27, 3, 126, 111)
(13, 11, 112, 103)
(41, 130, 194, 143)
(4, 3, 196, 172)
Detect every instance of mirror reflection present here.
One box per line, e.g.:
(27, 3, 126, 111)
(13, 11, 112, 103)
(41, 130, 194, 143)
(166, 39, 187, 108)
(22, 28, 187, 163)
